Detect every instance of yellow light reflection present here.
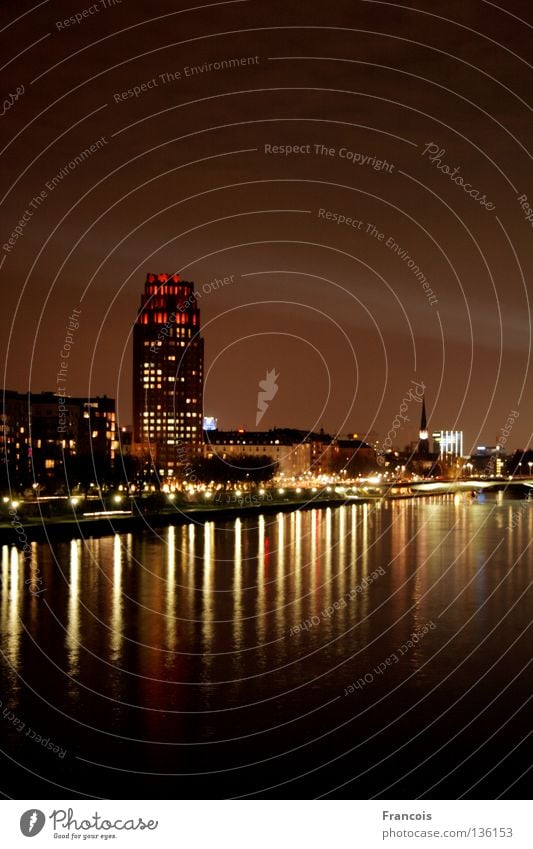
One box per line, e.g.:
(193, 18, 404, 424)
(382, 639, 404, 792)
(110, 534, 123, 661)
(166, 525, 176, 651)
(1, 547, 9, 640)
(350, 504, 357, 581)
(66, 539, 81, 676)
(275, 514, 285, 639)
(338, 505, 346, 596)
(202, 522, 214, 657)
(310, 509, 318, 594)
(233, 518, 242, 649)
(293, 509, 303, 625)
(323, 507, 332, 611)
(256, 515, 266, 644)
(6, 547, 22, 669)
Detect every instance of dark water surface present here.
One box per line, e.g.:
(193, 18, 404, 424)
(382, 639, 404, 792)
(1, 495, 532, 798)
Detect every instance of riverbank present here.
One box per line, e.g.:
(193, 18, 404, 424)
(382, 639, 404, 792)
(0, 491, 445, 545)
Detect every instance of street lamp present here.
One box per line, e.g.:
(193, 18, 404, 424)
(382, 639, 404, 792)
(528, 461, 532, 477)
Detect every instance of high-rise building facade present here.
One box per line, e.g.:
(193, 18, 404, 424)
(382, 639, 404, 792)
(432, 429, 464, 459)
(1, 391, 116, 488)
(30, 392, 116, 475)
(1, 391, 31, 486)
(132, 273, 204, 479)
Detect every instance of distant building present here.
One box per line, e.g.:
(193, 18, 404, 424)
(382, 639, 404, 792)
(469, 445, 505, 476)
(474, 445, 504, 457)
(204, 428, 323, 478)
(433, 429, 464, 459)
(132, 273, 204, 479)
(204, 429, 375, 478)
(327, 436, 377, 475)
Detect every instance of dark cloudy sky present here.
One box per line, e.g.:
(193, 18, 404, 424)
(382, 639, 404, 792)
(2, 0, 533, 452)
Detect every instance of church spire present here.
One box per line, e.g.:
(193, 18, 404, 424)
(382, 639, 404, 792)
(419, 395, 429, 453)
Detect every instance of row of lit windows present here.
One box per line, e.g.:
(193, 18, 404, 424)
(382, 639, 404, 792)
(139, 313, 198, 326)
(143, 365, 194, 375)
(145, 275, 183, 288)
(145, 295, 193, 308)
(142, 413, 199, 422)
(158, 335, 192, 342)
(141, 375, 187, 382)
(143, 427, 198, 435)
(141, 425, 191, 431)
(143, 375, 195, 383)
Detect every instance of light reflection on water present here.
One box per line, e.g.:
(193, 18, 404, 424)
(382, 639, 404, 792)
(5, 547, 22, 673)
(1, 495, 533, 797)
(67, 539, 81, 677)
(1, 499, 533, 677)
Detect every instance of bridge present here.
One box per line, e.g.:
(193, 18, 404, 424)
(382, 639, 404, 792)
(369, 478, 533, 496)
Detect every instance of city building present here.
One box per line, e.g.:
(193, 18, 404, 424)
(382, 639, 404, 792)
(132, 273, 204, 479)
(204, 429, 375, 478)
(0, 390, 31, 485)
(30, 393, 117, 477)
(204, 428, 328, 478)
(469, 445, 505, 476)
(432, 430, 464, 459)
(327, 436, 376, 475)
(1, 391, 117, 487)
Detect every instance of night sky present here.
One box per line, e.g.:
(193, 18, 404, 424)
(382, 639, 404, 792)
(2, 0, 533, 453)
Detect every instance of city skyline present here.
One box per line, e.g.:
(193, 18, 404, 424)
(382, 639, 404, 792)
(2, 0, 533, 454)
(1, 267, 529, 455)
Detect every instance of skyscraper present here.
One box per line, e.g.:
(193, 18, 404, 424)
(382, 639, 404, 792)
(132, 273, 204, 480)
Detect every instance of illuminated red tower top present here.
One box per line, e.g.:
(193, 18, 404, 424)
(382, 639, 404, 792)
(136, 273, 200, 328)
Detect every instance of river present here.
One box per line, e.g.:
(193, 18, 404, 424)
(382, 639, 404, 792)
(1, 494, 532, 798)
